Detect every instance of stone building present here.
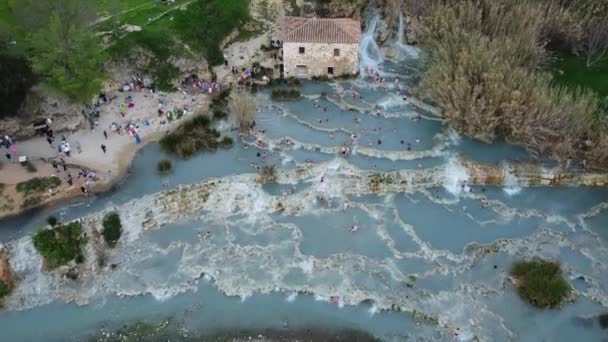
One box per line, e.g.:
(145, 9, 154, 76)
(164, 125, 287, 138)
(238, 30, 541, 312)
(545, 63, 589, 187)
(281, 16, 361, 78)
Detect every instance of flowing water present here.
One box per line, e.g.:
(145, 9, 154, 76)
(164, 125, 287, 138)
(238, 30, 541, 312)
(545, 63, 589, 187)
(0, 13, 607, 342)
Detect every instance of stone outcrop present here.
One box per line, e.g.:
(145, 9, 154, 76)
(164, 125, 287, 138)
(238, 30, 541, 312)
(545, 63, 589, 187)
(0, 246, 14, 290)
(0, 86, 83, 140)
(464, 160, 608, 187)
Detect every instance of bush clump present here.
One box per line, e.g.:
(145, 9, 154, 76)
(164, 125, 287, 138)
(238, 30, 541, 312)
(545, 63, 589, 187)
(160, 114, 229, 159)
(16, 177, 61, 196)
(271, 89, 301, 101)
(156, 159, 173, 174)
(32, 221, 87, 269)
(46, 216, 58, 227)
(510, 259, 572, 309)
(21, 196, 42, 209)
(101, 212, 122, 248)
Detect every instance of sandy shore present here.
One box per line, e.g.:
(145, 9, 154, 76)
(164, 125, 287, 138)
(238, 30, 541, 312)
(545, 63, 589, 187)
(0, 89, 211, 220)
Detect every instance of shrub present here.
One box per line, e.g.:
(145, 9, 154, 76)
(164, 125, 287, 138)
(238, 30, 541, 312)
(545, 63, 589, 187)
(228, 90, 257, 133)
(21, 196, 42, 209)
(160, 115, 225, 159)
(46, 216, 58, 227)
(32, 221, 87, 269)
(510, 259, 572, 309)
(599, 313, 608, 329)
(0, 280, 9, 299)
(418, 0, 608, 169)
(221, 136, 234, 147)
(16, 177, 61, 196)
(213, 110, 228, 120)
(156, 159, 173, 174)
(210, 88, 232, 112)
(271, 89, 301, 101)
(101, 212, 122, 248)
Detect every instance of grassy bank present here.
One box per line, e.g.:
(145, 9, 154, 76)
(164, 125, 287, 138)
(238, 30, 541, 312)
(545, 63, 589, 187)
(106, 0, 249, 89)
(551, 51, 608, 98)
(3, 0, 249, 95)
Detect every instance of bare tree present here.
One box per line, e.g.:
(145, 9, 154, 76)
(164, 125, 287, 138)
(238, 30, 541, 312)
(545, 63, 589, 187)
(581, 17, 608, 67)
(228, 90, 257, 134)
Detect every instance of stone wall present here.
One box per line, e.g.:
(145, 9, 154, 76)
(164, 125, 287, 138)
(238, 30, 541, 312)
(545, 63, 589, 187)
(283, 42, 359, 78)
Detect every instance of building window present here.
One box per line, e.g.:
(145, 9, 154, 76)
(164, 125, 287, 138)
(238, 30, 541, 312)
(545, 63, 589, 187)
(334, 48, 340, 57)
(327, 67, 334, 75)
(299, 47, 305, 54)
(297, 65, 308, 77)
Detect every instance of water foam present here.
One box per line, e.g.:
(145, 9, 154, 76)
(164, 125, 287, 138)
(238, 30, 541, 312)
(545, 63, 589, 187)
(395, 14, 421, 60)
(286, 292, 297, 303)
(443, 157, 470, 196)
(359, 12, 384, 75)
(502, 164, 522, 196)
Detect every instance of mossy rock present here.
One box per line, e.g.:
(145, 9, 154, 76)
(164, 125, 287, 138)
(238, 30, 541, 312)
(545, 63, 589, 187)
(510, 259, 572, 309)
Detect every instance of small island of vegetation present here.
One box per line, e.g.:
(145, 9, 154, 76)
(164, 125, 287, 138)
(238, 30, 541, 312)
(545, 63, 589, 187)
(101, 212, 122, 248)
(32, 221, 87, 270)
(159, 115, 232, 159)
(510, 259, 572, 309)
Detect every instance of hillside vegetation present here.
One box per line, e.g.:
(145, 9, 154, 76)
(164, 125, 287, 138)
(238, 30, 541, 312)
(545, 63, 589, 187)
(414, 0, 608, 169)
(0, 0, 248, 103)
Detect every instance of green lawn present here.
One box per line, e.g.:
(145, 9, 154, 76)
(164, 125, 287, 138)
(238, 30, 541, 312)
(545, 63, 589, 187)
(551, 51, 608, 98)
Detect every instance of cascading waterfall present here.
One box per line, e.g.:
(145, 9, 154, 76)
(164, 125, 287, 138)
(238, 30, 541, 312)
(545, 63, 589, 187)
(443, 157, 470, 196)
(502, 164, 522, 196)
(358, 12, 384, 75)
(395, 13, 420, 60)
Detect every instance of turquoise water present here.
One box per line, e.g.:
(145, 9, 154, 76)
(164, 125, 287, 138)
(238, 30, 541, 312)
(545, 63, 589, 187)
(1, 36, 608, 342)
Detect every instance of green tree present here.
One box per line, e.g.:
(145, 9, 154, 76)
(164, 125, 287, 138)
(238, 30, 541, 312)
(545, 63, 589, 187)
(17, 0, 105, 103)
(0, 52, 36, 117)
(27, 14, 106, 103)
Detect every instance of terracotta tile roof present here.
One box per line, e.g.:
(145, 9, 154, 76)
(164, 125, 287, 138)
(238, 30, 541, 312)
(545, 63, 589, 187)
(281, 16, 361, 44)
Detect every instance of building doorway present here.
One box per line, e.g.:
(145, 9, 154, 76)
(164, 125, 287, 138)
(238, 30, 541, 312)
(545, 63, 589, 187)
(327, 67, 334, 75)
(296, 65, 308, 77)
